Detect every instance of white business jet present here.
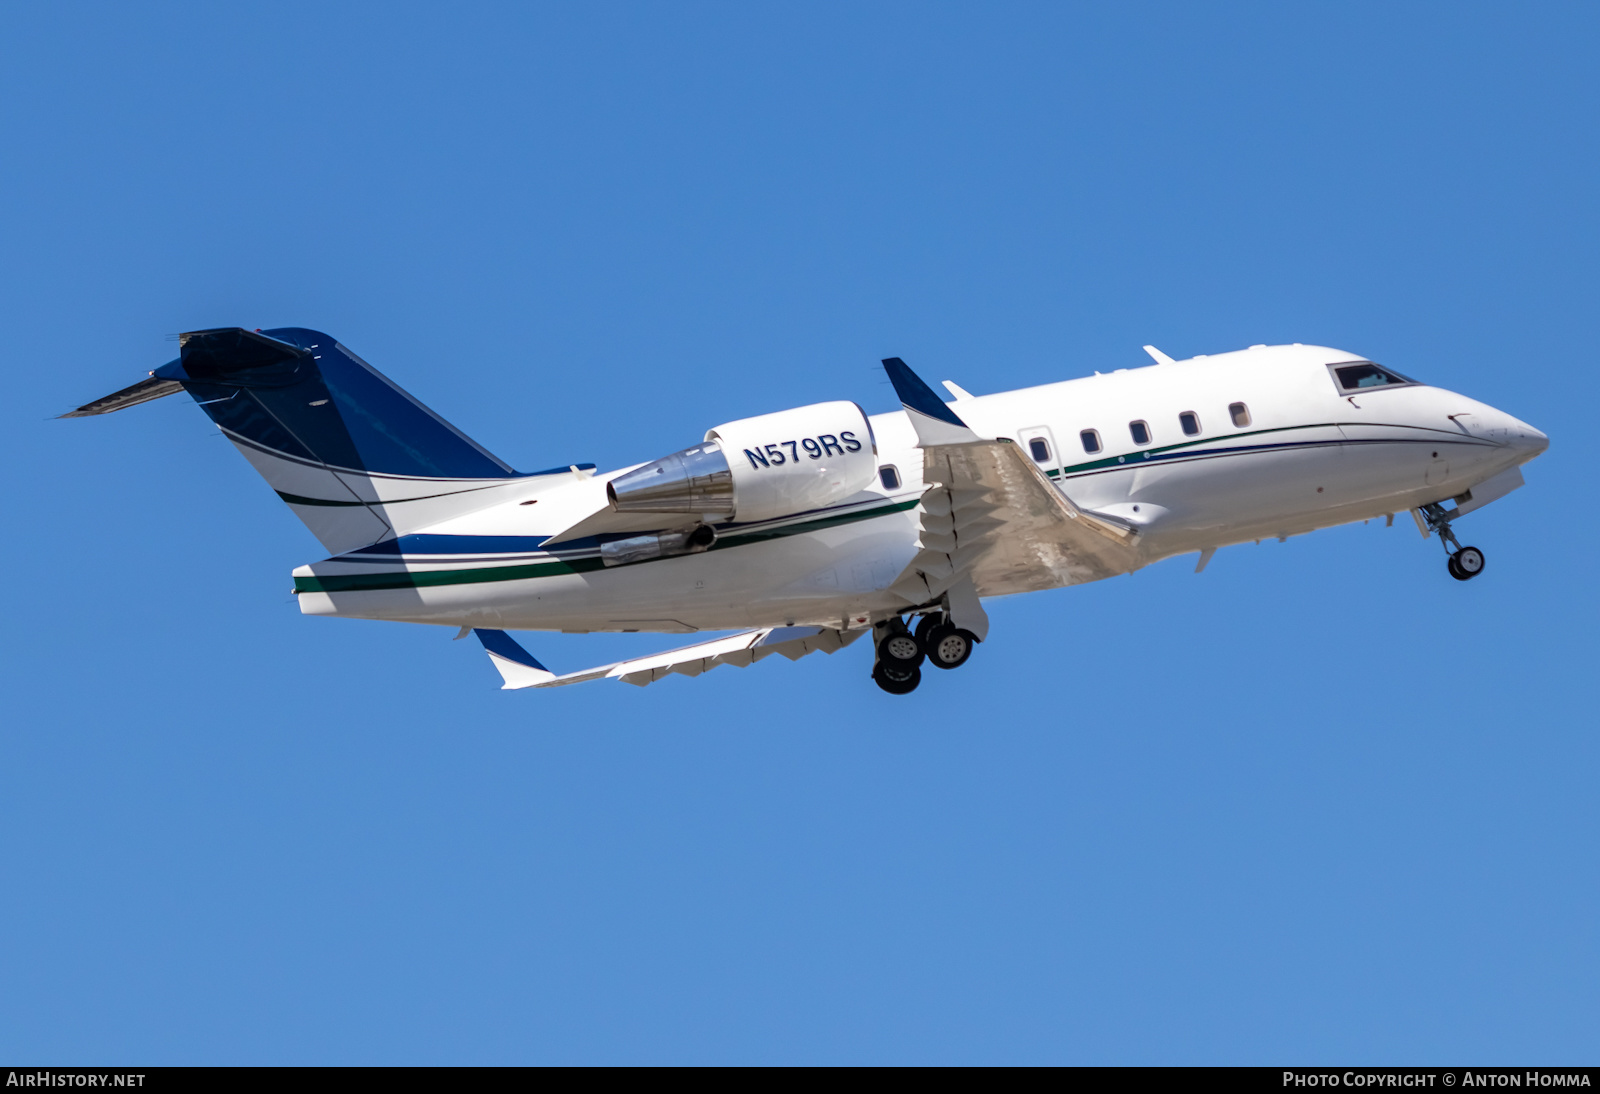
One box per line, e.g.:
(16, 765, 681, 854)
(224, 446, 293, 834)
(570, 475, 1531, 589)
(68, 329, 1547, 694)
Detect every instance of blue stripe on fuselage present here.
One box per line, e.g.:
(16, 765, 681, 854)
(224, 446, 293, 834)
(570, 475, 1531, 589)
(344, 534, 559, 557)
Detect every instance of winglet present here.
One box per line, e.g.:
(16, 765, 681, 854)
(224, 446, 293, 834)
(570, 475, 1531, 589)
(881, 357, 980, 446)
(473, 628, 557, 689)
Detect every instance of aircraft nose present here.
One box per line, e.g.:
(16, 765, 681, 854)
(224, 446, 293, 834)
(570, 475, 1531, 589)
(1514, 422, 1550, 456)
(1473, 403, 1548, 456)
(1468, 404, 1548, 459)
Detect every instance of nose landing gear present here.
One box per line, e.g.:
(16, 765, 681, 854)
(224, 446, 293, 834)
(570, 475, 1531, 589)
(1448, 545, 1486, 581)
(1417, 502, 1486, 581)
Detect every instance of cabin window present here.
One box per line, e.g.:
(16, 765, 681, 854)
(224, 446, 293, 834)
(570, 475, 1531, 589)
(1229, 402, 1251, 427)
(1179, 411, 1201, 436)
(1129, 420, 1151, 446)
(878, 465, 901, 490)
(1028, 437, 1051, 463)
(1330, 362, 1415, 393)
(1080, 429, 1102, 454)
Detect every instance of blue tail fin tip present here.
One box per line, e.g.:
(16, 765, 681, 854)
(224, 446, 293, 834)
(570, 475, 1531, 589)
(155, 326, 515, 479)
(473, 629, 550, 671)
(881, 357, 969, 427)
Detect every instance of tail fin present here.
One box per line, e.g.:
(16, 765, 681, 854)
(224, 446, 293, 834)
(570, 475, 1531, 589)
(70, 327, 546, 554)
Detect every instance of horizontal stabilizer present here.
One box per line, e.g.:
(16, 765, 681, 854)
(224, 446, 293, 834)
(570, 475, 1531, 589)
(473, 625, 865, 690)
(61, 328, 308, 418)
(60, 376, 184, 417)
(177, 327, 306, 375)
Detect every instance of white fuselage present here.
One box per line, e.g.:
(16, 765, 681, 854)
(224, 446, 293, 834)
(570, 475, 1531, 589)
(292, 344, 1547, 633)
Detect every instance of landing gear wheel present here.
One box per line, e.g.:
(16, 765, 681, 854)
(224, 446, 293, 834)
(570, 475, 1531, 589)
(872, 661, 922, 694)
(923, 624, 977, 670)
(1449, 546, 1485, 581)
(878, 630, 924, 670)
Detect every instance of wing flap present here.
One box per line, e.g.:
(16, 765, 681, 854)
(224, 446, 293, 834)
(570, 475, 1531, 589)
(892, 439, 1144, 605)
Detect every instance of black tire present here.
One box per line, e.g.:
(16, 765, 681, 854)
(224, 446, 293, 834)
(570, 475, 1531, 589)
(923, 624, 976, 670)
(1447, 554, 1464, 580)
(1451, 546, 1485, 580)
(913, 613, 944, 647)
(872, 661, 921, 694)
(878, 630, 924, 669)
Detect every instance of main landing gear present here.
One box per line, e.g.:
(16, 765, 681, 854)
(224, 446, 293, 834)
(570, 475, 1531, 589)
(871, 613, 981, 694)
(1418, 502, 1486, 582)
(915, 613, 977, 670)
(871, 619, 923, 695)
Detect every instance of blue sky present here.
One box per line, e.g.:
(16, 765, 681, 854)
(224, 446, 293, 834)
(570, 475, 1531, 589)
(2, 1, 1596, 1064)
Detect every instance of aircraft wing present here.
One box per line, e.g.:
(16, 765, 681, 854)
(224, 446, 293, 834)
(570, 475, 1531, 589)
(880, 357, 1144, 619)
(889, 439, 1143, 606)
(473, 625, 865, 690)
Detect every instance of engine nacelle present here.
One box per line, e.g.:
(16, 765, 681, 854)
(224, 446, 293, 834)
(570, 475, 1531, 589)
(607, 401, 877, 523)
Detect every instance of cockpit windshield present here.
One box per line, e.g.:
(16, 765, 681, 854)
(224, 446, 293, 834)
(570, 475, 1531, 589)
(1330, 362, 1416, 393)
